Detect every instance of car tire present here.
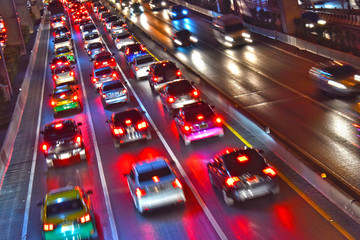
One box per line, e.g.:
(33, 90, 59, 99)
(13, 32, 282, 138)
(223, 190, 235, 206)
(80, 149, 87, 161)
(46, 158, 54, 168)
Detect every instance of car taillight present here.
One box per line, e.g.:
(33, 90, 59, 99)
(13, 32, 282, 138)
(215, 116, 222, 124)
(167, 97, 174, 103)
(226, 177, 240, 187)
(51, 65, 55, 69)
(122, 89, 127, 94)
(153, 77, 158, 82)
(129, 36, 132, 39)
(43, 223, 54, 231)
(172, 179, 182, 188)
(85, 41, 87, 45)
(263, 167, 276, 177)
(176, 70, 181, 77)
(79, 213, 91, 223)
(101, 48, 105, 51)
(95, 62, 99, 66)
(112, 73, 117, 78)
(88, 50, 91, 54)
(113, 128, 124, 135)
(65, 62, 69, 65)
(50, 100, 56, 106)
(152, 176, 159, 183)
(122, 23, 127, 27)
(184, 125, 191, 131)
(92, 77, 98, 83)
(197, 115, 204, 120)
(111, 58, 115, 62)
(42, 143, 49, 152)
(135, 67, 139, 71)
(140, 45, 146, 51)
(136, 188, 146, 198)
(102, 94, 107, 98)
(75, 136, 82, 144)
(72, 95, 78, 101)
(237, 155, 248, 163)
(192, 90, 198, 97)
(125, 49, 130, 55)
(137, 121, 147, 130)
(70, 71, 75, 76)
(53, 75, 58, 80)
(116, 39, 120, 42)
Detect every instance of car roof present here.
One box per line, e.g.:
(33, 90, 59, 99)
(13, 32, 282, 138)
(46, 186, 81, 204)
(133, 157, 168, 174)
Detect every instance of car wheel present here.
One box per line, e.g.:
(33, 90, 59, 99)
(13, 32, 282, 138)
(80, 149, 87, 161)
(222, 190, 234, 206)
(113, 137, 120, 148)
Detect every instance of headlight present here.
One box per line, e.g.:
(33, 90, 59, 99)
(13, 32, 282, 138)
(317, 19, 326, 25)
(161, 2, 166, 6)
(190, 36, 198, 42)
(328, 80, 347, 89)
(174, 39, 182, 46)
(354, 75, 360, 81)
(305, 23, 314, 28)
(225, 36, 234, 42)
(242, 32, 251, 38)
(182, 10, 188, 15)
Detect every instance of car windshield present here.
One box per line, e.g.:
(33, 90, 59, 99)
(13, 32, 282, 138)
(44, 121, 77, 141)
(54, 66, 71, 74)
(127, 44, 143, 53)
(183, 103, 214, 121)
(96, 53, 112, 61)
(116, 33, 131, 39)
(52, 56, 68, 63)
(102, 81, 124, 91)
(95, 68, 112, 76)
(325, 65, 358, 79)
(224, 23, 245, 33)
(168, 81, 193, 95)
(85, 33, 99, 40)
(56, 47, 71, 54)
(153, 62, 177, 75)
(57, 27, 68, 32)
(136, 56, 154, 65)
(114, 110, 142, 125)
(46, 199, 84, 218)
(83, 25, 96, 31)
(54, 36, 68, 43)
(138, 166, 172, 182)
(54, 88, 72, 98)
(222, 150, 267, 176)
(88, 42, 103, 49)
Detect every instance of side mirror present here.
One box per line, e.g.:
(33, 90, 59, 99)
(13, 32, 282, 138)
(78, 122, 83, 126)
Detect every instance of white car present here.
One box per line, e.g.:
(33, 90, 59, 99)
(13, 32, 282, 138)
(84, 32, 101, 49)
(90, 66, 118, 90)
(52, 65, 76, 86)
(81, 24, 99, 39)
(126, 157, 186, 214)
(53, 36, 72, 51)
(110, 20, 127, 37)
(113, 32, 135, 50)
(131, 55, 157, 80)
(104, 15, 119, 32)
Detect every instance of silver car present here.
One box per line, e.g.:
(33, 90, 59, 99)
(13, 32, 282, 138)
(99, 80, 130, 108)
(53, 65, 76, 86)
(81, 24, 99, 39)
(131, 55, 157, 80)
(53, 36, 72, 51)
(84, 32, 102, 49)
(110, 20, 127, 37)
(104, 15, 119, 32)
(113, 32, 135, 50)
(91, 66, 118, 90)
(86, 42, 105, 60)
(126, 157, 186, 213)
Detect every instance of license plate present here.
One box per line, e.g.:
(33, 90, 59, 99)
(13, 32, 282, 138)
(61, 223, 74, 232)
(134, 51, 138, 54)
(60, 152, 71, 159)
(103, 61, 108, 64)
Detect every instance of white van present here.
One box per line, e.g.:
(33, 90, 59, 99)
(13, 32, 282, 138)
(212, 14, 252, 47)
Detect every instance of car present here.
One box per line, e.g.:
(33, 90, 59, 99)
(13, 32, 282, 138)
(54, 46, 76, 64)
(168, 5, 188, 20)
(93, 51, 116, 69)
(73, 12, 90, 24)
(301, 11, 327, 28)
(99, 80, 130, 108)
(123, 43, 147, 64)
(110, 20, 127, 37)
(207, 147, 279, 206)
(69, 2, 84, 14)
(172, 29, 198, 47)
(309, 60, 360, 96)
(83, 32, 101, 49)
(52, 65, 76, 86)
(50, 85, 81, 116)
(173, 100, 224, 145)
(90, 66, 119, 90)
(159, 79, 200, 113)
(104, 15, 119, 32)
(38, 186, 98, 239)
(92, 1, 102, 12)
(50, 13, 66, 22)
(53, 26, 71, 38)
(149, 0, 167, 11)
(119, 0, 132, 9)
(53, 35, 72, 51)
(129, 3, 144, 15)
(81, 23, 99, 39)
(126, 157, 186, 213)
(51, 16, 66, 29)
(106, 108, 151, 147)
(0, 36, 7, 48)
(131, 54, 157, 80)
(86, 42, 105, 60)
(79, 18, 93, 31)
(147, 60, 182, 91)
(40, 119, 86, 167)
(113, 31, 135, 50)
(49, 56, 71, 73)
(99, 11, 112, 22)
(96, 5, 110, 18)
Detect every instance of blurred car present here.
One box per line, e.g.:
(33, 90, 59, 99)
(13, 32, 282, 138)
(84, 32, 101, 49)
(131, 54, 157, 80)
(126, 157, 186, 213)
(172, 29, 198, 47)
(52, 65, 76, 86)
(119, 0, 132, 9)
(123, 43, 147, 64)
(207, 147, 279, 206)
(159, 79, 200, 113)
(301, 11, 327, 28)
(86, 42, 105, 60)
(53, 26, 71, 38)
(104, 15, 119, 32)
(99, 80, 130, 108)
(53, 35, 72, 51)
(113, 31, 135, 50)
(73, 12, 90, 24)
(149, 0, 167, 11)
(93, 51, 116, 69)
(49, 56, 71, 73)
(168, 5, 188, 20)
(106, 108, 151, 147)
(309, 60, 360, 96)
(0, 36, 6, 48)
(79, 18, 93, 31)
(90, 66, 119, 90)
(129, 3, 144, 15)
(99, 12, 112, 22)
(95, 5, 110, 17)
(50, 85, 81, 116)
(38, 186, 98, 239)
(110, 20, 127, 37)
(55, 46, 76, 64)
(147, 60, 182, 91)
(40, 119, 86, 167)
(51, 16, 66, 29)
(174, 100, 224, 145)
(81, 23, 99, 39)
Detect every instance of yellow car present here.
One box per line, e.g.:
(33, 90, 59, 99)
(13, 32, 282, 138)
(50, 85, 81, 116)
(55, 46, 76, 64)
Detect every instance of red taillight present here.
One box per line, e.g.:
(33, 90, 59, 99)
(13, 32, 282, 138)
(152, 176, 159, 183)
(192, 90, 198, 96)
(125, 119, 132, 125)
(122, 89, 127, 94)
(92, 77, 98, 83)
(50, 100, 56, 106)
(226, 177, 240, 187)
(75, 136, 82, 144)
(101, 48, 105, 51)
(73, 95, 78, 101)
(137, 121, 147, 130)
(42, 143, 49, 152)
(113, 128, 124, 135)
(176, 70, 181, 77)
(43, 223, 54, 231)
(237, 155, 248, 162)
(102, 94, 107, 98)
(60, 94, 66, 99)
(65, 62, 69, 65)
(172, 179, 182, 188)
(88, 50, 91, 54)
(263, 167, 276, 177)
(112, 73, 117, 78)
(129, 36, 132, 39)
(197, 115, 204, 120)
(215, 117, 222, 124)
(70, 71, 74, 76)
(51, 65, 55, 69)
(153, 77, 158, 82)
(80, 213, 90, 223)
(122, 23, 127, 27)
(53, 75, 58, 80)
(111, 58, 115, 62)
(102, 74, 107, 78)
(116, 39, 120, 42)
(140, 45, 145, 51)
(135, 67, 139, 71)
(55, 123, 63, 128)
(167, 97, 174, 103)
(136, 188, 146, 198)
(184, 125, 191, 131)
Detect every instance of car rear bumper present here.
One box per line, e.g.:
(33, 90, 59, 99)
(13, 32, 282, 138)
(138, 189, 185, 212)
(44, 220, 96, 240)
(46, 148, 85, 167)
(54, 101, 80, 112)
(185, 127, 224, 142)
(115, 130, 151, 144)
(103, 95, 129, 105)
(231, 182, 278, 202)
(55, 76, 76, 85)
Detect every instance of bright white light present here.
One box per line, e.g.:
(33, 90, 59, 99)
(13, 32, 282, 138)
(190, 36, 198, 42)
(318, 19, 326, 25)
(224, 42, 233, 47)
(354, 75, 360, 81)
(190, 50, 205, 71)
(328, 80, 346, 89)
(242, 32, 250, 38)
(227, 62, 241, 75)
(174, 39, 182, 45)
(225, 36, 234, 42)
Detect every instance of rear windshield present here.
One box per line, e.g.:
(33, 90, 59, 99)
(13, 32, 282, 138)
(136, 56, 154, 65)
(46, 199, 84, 218)
(88, 42, 103, 49)
(223, 150, 267, 176)
(95, 68, 112, 76)
(106, 16, 118, 22)
(44, 121, 77, 141)
(325, 65, 358, 79)
(102, 81, 124, 91)
(116, 33, 131, 39)
(168, 81, 193, 95)
(154, 62, 177, 75)
(114, 110, 142, 125)
(96, 53, 111, 61)
(127, 44, 143, 52)
(56, 47, 71, 54)
(83, 25, 96, 31)
(183, 104, 213, 121)
(85, 33, 99, 40)
(54, 66, 71, 74)
(54, 36, 68, 43)
(54, 88, 72, 98)
(138, 166, 172, 182)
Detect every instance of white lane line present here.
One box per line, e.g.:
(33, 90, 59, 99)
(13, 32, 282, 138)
(71, 17, 120, 240)
(21, 14, 49, 240)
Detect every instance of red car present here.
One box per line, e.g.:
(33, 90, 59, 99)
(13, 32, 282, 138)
(93, 51, 116, 69)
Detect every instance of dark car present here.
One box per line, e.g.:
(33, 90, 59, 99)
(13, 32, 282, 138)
(40, 119, 86, 168)
(168, 5, 188, 19)
(129, 3, 144, 15)
(106, 108, 151, 147)
(147, 60, 182, 91)
(207, 147, 279, 206)
(99, 80, 130, 108)
(104, 15, 119, 32)
(174, 101, 224, 145)
(123, 43, 147, 64)
(53, 26, 71, 38)
(86, 42, 105, 60)
(172, 29, 198, 47)
(93, 51, 116, 69)
(149, 0, 167, 11)
(309, 60, 360, 96)
(49, 56, 71, 73)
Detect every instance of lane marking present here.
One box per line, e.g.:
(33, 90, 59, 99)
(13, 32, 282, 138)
(21, 13, 49, 240)
(70, 14, 120, 240)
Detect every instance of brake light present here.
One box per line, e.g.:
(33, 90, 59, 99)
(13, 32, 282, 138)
(136, 188, 146, 198)
(80, 213, 90, 223)
(129, 36, 132, 39)
(122, 23, 127, 27)
(172, 179, 183, 188)
(102, 74, 107, 78)
(112, 73, 117, 78)
(137, 121, 147, 130)
(65, 62, 69, 65)
(152, 176, 159, 183)
(167, 97, 174, 103)
(70, 71, 74, 76)
(92, 77, 98, 83)
(140, 45, 145, 51)
(122, 89, 127, 94)
(75, 136, 82, 144)
(53, 75, 58, 80)
(226, 177, 240, 187)
(101, 48, 105, 51)
(116, 39, 120, 42)
(192, 90, 198, 96)
(125, 119, 132, 125)
(125, 49, 130, 55)
(111, 58, 115, 62)
(50, 100, 56, 106)
(43, 223, 54, 231)
(51, 65, 55, 69)
(153, 77, 158, 82)
(184, 125, 191, 131)
(237, 155, 248, 162)
(55, 123, 63, 128)
(73, 95, 78, 101)
(113, 128, 124, 135)
(176, 70, 181, 77)
(215, 117, 222, 124)
(88, 50, 91, 54)
(41, 143, 49, 152)
(263, 167, 276, 177)
(135, 67, 139, 71)
(197, 115, 204, 120)
(102, 94, 107, 98)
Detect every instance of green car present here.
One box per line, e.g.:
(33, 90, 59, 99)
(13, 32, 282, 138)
(50, 85, 81, 116)
(39, 186, 98, 240)
(55, 46, 76, 64)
